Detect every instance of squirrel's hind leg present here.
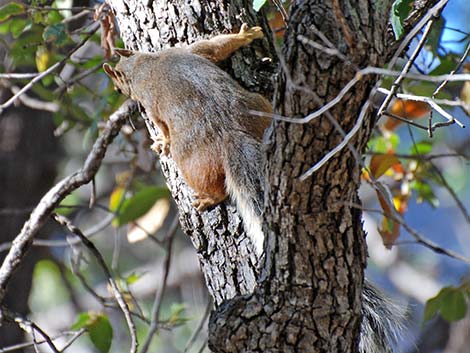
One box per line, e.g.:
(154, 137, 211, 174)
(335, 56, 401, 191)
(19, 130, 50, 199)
(187, 23, 264, 63)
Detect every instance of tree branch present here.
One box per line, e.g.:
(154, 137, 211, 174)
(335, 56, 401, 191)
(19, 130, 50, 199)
(0, 100, 138, 307)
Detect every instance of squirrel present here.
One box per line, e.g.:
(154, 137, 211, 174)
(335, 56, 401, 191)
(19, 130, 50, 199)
(103, 24, 272, 254)
(104, 23, 406, 353)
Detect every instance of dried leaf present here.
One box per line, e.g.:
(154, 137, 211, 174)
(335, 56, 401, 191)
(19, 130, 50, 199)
(369, 154, 401, 179)
(384, 99, 431, 131)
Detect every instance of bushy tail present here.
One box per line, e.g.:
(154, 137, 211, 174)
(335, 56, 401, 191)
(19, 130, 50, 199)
(223, 136, 265, 254)
(360, 280, 407, 353)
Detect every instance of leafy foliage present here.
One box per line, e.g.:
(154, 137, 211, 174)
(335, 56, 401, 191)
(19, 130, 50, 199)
(72, 312, 113, 353)
(391, 0, 413, 39)
(110, 185, 170, 226)
(424, 285, 470, 322)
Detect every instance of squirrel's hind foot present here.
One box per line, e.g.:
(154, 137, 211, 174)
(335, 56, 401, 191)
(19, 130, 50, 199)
(193, 194, 226, 212)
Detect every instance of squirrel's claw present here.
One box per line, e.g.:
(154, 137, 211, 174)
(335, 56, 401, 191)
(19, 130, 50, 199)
(151, 134, 170, 156)
(239, 23, 263, 40)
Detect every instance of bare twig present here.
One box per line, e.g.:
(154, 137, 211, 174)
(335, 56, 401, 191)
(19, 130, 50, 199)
(0, 23, 99, 114)
(388, 0, 449, 70)
(0, 100, 137, 306)
(0, 73, 39, 79)
(9, 85, 59, 112)
(432, 39, 470, 98)
(0, 330, 85, 353)
(347, 203, 470, 263)
(0, 307, 60, 353)
(53, 213, 139, 353)
(377, 87, 465, 129)
(140, 228, 176, 353)
(183, 300, 212, 353)
(377, 19, 435, 120)
(299, 99, 371, 180)
(252, 66, 470, 125)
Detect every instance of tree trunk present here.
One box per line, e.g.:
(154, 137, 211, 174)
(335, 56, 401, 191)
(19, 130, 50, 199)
(110, 0, 276, 305)
(109, 0, 441, 351)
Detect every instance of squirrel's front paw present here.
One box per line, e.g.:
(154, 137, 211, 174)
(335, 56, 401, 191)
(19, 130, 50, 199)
(239, 23, 263, 40)
(151, 135, 170, 156)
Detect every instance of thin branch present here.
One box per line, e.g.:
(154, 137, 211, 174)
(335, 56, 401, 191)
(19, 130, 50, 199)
(53, 213, 139, 353)
(432, 39, 470, 98)
(0, 23, 99, 114)
(377, 87, 465, 129)
(299, 98, 371, 180)
(427, 160, 470, 223)
(140, 228, 176, 353)
(389, 0, 449, 69)
(348, 204, 470, 263)
(255, 66, 470, 125)
(0, 100, 137, 306)
(0, 330, 85, 353)
(183, 299, 212, 353)
(382, 111, 429, 130)
(0, 307, 60, 353)
(9, 85, 59, 112)
(0, 73, 39, 79)
(365, 151, 469, 161)
(377, 19, 435, 120)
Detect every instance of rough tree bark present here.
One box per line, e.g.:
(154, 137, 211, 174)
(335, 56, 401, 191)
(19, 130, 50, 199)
(109, 0, 443, 351)
(109, 0, 277, 305)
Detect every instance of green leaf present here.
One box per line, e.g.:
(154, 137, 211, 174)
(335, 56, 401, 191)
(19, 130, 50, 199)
(411, 180, 439, 208)
(430, 56, 457, 76)
(89, 315, 113, 353)
(440, 289, 467, 322)
(71, 312, 92, 330)
(54, 192, 80, 215)
(390, 0, 412, 40)
(9, 18, 28, 38)
(411, 140, 433, 155)
(72, 313, 113, 353)
(423, 288, 447, 322)
(43, 23, 67, 46)
(167, 303, 189, 326)
(47, 9, 64, 25)
(424, 287, 468, 323)
(253, 0, 267, 12)
(114, 186, 170, 226)
(0, 2, 25, 22)
(367, 133, 400, 154)
(425, 17, 445, 55)
(125, 271, 144, 285)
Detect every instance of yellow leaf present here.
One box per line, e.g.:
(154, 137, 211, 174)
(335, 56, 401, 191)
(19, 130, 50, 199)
(369, 154, 401, 179)
(35, 46, 50, 73)
(109, 187, 125, 214)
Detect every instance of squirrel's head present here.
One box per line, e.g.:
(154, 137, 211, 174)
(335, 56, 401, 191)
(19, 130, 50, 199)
(103, 48, 136, 98)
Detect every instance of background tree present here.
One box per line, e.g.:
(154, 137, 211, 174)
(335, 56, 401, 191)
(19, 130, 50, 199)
(0, 0, 470, 352)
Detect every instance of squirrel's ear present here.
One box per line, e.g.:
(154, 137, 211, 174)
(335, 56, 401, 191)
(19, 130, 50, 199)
(103, 63, 116, 78)
(114, 48, 134, 58)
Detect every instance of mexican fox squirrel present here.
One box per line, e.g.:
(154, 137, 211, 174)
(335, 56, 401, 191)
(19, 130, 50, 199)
(104, 23, 407, 353)
(103, 24, 272, 253)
